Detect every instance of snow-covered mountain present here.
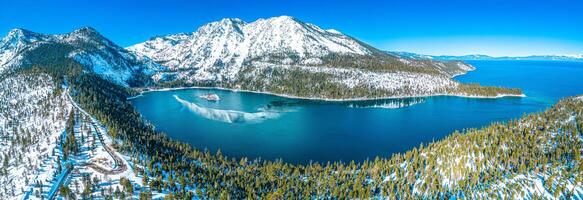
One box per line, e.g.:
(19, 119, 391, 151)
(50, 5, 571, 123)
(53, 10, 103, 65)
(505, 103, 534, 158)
(128, 16, 374, 81)
(0, 27, 163, 86)
(127, 16, 487, 99)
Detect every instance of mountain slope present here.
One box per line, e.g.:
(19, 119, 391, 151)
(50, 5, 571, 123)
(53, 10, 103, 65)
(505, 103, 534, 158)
(0, 28, 163, 86)
(129, 16, 517, 99)
(0, 29, 51, 72)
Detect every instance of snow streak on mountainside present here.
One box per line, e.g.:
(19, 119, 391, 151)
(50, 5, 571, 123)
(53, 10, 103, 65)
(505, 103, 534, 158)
(0, 28, 163, 86)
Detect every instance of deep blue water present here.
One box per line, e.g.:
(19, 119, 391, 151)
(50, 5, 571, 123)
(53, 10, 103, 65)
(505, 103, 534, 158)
(130, 60, 583, 164)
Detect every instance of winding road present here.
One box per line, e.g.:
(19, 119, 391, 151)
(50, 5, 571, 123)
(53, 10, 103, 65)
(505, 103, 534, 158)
(43, 90, 129, 200)
(82, 121, 127, 175)
(66, 91, 127, 175)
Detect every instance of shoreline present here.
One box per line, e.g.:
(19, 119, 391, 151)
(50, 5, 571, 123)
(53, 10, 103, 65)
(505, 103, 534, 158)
(126, 86, 526, 101)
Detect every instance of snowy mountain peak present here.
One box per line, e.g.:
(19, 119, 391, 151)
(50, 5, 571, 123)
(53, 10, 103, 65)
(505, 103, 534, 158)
(197, 18, 247, 35)
(61, 26, 117, 47)
(128, 15, 373, 81)
(3, 27, 106, 45)
(269, 15, 296, 21)
(6, 28, 34, 39)
(72, 26, 98, 33)
(68, 27, 102, 39)
(218, 18, 247, 26)
(257, 15, 300, 24)
(2, 28, 47, 45)
(1, 29, 51, 72)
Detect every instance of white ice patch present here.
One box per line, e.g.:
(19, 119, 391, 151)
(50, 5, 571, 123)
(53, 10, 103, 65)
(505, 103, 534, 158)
(174, 95, 280, 124)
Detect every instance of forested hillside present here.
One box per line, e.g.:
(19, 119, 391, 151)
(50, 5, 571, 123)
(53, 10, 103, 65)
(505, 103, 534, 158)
(0, 73, 72, 199)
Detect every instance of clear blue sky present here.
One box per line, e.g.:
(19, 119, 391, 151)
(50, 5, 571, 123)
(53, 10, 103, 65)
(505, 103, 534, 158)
(1, 0, 582, 56)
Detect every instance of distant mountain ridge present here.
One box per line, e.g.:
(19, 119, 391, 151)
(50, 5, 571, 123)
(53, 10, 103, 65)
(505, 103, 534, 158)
(388, 51, 583, 61)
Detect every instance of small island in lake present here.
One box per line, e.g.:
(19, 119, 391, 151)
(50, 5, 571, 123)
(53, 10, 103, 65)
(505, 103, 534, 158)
(199, 93, 221, 101)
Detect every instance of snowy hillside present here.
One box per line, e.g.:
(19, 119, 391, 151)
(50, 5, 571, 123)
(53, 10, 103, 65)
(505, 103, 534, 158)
(0, 74, 72, 199)
(0, 28, 163, 86)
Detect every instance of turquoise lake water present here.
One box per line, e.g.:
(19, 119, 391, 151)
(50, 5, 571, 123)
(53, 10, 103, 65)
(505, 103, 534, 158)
(130, 60, 583, 163)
